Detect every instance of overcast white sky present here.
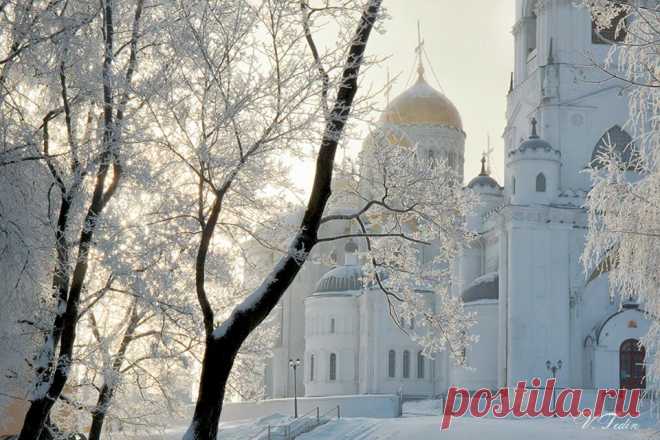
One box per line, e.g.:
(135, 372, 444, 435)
(292, 0, 515, 192)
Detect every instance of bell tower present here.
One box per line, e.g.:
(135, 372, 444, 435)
(506, 0, 630, 192)
(498, 0, 633, 390)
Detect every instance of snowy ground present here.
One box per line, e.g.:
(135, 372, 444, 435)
(119, 400, 660, 439)
(116, 413, 294, 440)
(297, 400, 659, 440)
(297, 415, 659, 440)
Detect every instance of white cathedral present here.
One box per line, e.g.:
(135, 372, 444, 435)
(261, 0, 652, 400)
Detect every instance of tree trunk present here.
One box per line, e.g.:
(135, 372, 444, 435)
(19, 297, 81, 440)
(87, 302, 140, 440)
(186, 339, 236, 440)
(17, 402, 52, 440)
(88, 384, 113, 440)
(17, 407, 62, 440)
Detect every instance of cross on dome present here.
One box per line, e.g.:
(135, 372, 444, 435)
(415, 21, 425, 79)
(377, 22, 462, 130)
(479, 154, 488, 176)
(484, 133, 494, 175)
(530, 118, 539, 138)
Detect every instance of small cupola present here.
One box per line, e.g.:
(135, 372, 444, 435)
(506, 118, 561, 205)
(465, 153, 504, 231)
(467, 154, 503, 196)
(508, 118, 559, 158)
(313, 240, 362, 296)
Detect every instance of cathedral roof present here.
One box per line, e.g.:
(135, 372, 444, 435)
(380, 71, 463, 130)
(313, 264, 363, 295)
(462, 272, 499, 303)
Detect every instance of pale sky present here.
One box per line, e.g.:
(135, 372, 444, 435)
(293, 0, 515, 191)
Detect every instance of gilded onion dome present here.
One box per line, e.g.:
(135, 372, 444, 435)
(380, 68, 463, 130)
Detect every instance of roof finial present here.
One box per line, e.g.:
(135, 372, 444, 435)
(547, 38, 554, 65)
(530, 117, 539, 138)
(415, 20, 425, 80)
(485, 133, 494, 175)
(344, 239, 359, 266)
(480, 154, 488, 176)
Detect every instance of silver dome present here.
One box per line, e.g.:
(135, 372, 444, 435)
(467, 174, 501, 190)
(467, 156, 502, 191)
(314, 265, 363, 295)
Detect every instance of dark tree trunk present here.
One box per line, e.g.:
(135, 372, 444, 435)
(87, 302, 140, 440)
(88, 384, 112, 440)
(185, 1, 382, 438)
(19, 416, 61, 440)
(187, 339, 236, 439)
(17, 403, 52, 440)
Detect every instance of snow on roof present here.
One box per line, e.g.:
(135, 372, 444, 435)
(461, 271, 498, 303)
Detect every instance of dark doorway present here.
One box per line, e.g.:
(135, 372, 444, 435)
(620, 339, 646, 389)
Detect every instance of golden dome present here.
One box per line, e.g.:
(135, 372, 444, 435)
(380, 74, 463, 130)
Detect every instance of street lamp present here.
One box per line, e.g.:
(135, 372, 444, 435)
(546, 359, 562, 417)
(289, 358, 302, 418)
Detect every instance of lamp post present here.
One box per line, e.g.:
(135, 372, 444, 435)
(289, 358, 302, 418)
(545, 359, 562, 417)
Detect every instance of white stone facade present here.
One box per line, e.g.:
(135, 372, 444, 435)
(263, 0, 652, 400)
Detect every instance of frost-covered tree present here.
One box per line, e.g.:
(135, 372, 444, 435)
(73, 221, 198, 440)
(1, 1, 478, 438)
(0, 0, 166, 437)
(581, 0, 660, 387)
(141, 1, 386, 438)
(145, 0, 474, 436)
(329, 135, 478, 359)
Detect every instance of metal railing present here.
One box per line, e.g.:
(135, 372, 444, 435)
(321, 404, 341, 422)
(249, 405, 341, 440)
(247, 425, 272, 440)
(285, 407, 322, 438)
